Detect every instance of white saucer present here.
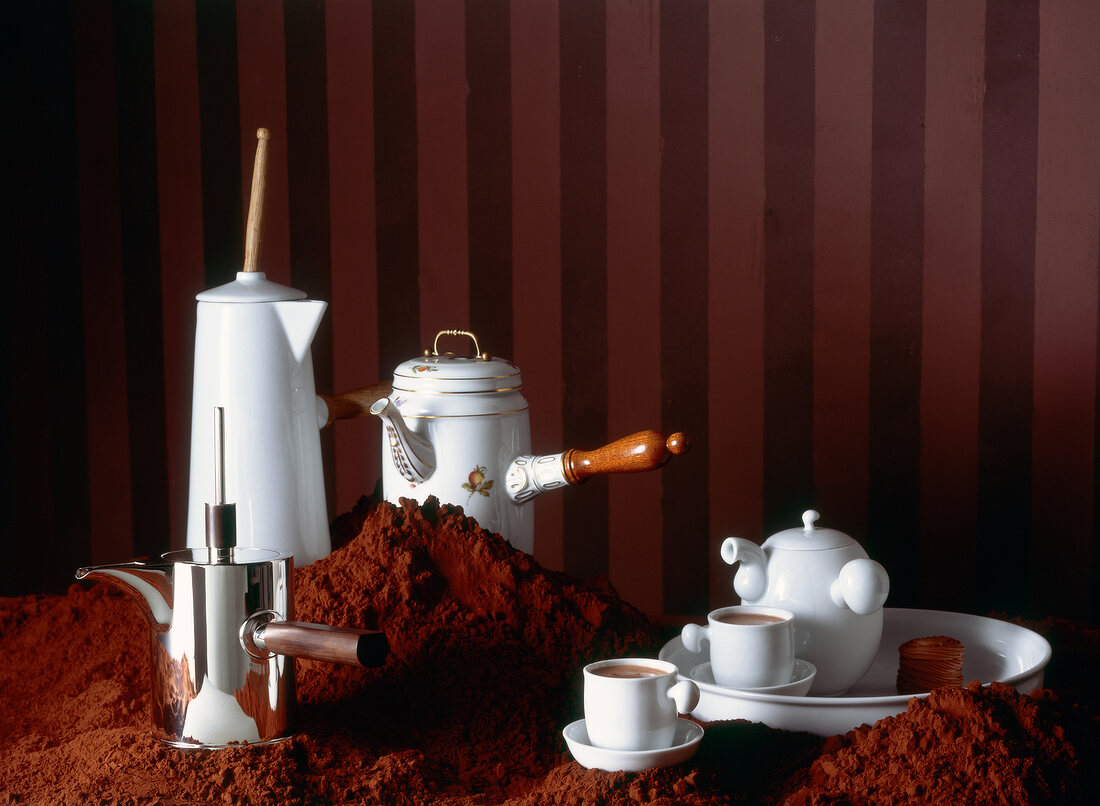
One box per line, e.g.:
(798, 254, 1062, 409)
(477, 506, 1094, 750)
(689, 658, 816, 696)
(562, 718, 704, 772)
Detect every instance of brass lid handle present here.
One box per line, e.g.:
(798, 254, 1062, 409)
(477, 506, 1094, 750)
(428, 329, 489, 360)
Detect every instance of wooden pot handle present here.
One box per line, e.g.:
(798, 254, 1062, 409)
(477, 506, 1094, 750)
(563, 430, 690, 485)
(318, 383, 393, 427)
(254, 621, 389, 667)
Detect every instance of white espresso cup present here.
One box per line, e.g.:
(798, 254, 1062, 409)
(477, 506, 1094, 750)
(681, 605, 795, 689)
(582, 658, 700, 751)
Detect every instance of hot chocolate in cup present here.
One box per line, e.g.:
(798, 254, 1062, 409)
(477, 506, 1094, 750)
(582, 658, 700, 751)
(681, 605, 795, 689)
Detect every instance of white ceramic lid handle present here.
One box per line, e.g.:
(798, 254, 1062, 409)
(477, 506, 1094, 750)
(667, 680, 700, 715)
(829, 558, 890, 614)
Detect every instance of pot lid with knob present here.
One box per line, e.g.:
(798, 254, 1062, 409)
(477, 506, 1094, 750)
(763, 510, 863, 552)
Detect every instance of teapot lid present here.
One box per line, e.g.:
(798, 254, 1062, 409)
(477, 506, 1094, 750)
(763, 510, 858, 551)
(196, 271, 307, 302)
(392, 330, 522, 394)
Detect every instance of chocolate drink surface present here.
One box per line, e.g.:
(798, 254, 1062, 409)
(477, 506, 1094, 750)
(592, 664, 668, 679)
(717, 612, 788, 626)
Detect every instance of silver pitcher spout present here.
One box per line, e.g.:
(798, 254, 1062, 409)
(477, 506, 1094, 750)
(75, 562, 174, 631)
(370, 396, 436, 484)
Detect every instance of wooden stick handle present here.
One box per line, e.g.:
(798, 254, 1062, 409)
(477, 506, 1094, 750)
(254, 621, 388, 667)
(243, 127, 271, 272)
(563, 430, 690, 485)
(318, 383, 394, 427)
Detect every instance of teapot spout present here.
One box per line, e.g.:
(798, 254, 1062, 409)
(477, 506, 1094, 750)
(75, 562, 174, 630)
(720, 538, 769, 602)
(370, 397, 436, 484)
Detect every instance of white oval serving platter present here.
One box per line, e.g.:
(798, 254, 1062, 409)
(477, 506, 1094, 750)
(659, 608, 1051, 737)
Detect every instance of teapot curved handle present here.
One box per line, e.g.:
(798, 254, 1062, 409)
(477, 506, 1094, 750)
(829, 559, 890, 615)
(720, 538, 769, 602)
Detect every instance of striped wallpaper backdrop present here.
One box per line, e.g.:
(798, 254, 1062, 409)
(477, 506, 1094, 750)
(5, 0, 1099, 623)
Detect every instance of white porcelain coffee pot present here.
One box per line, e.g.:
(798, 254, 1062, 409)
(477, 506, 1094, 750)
(185, 129, 388, 565)
(371, 330, 688, 554)
(720, 510, 890, 695)
(185, 271, 331, 563)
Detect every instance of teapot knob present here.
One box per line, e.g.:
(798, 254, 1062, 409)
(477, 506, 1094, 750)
(802, 509, 820, 532)
(829, 558, 890, 615)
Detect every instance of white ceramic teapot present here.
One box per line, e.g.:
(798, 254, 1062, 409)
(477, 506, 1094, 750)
(370, 330, 688, 553)
(720, 510, 890, 695)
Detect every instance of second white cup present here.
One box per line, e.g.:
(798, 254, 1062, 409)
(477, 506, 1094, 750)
(681, 605, 795, 689)
(583, 658, 700, 751)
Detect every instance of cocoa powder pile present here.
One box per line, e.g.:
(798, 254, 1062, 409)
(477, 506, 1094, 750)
(1, 495, 1098, 804)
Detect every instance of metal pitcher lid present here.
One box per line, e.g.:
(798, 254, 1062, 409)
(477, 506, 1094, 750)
(196, 271, 307, 303)
(392, 330, 522, 394)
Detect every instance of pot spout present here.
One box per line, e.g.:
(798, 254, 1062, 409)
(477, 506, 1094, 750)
(75, 562, 174, 631)
(370, 396, 436, 484)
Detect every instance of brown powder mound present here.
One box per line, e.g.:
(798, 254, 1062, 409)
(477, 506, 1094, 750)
(2, 495, 1098, 805)
(781, 681, 1100, 805)
(289, 495, 663, 797)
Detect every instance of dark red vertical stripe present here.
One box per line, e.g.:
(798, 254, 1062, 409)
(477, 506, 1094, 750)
(154, 0, 205, 550)
(868, 0, 926, 606)
(3, 1, 89, 594)
(977, 0, 1039, 615)
(415, 0, 468, 344)
(467, 0, 513, 358)
(73, 0, 133, 568)
(660, 0, 708, 617)
(373, 0, 420, 376)
(511, 0, 564, 569)
(237, 0, 291, 287)
(1095, 212, 1100, 622)
(115, 0, 169, 558)
(1030, 0, 1100, 619)
(607, 0, 662, 616)
(560, 0, 608, 580)
(812, 2, 872, 545)
(195, 0, 243, 287)
(763, 0, 814, 535)
(42, 3, 90, 586)
(284, 0, 335, 521)
(707, 0, 765, 609)
(919, 0, 984, 615)
(326, 0, 379, 514)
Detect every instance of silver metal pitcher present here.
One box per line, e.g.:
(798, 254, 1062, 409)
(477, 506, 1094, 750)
(77, 409, 386, 748)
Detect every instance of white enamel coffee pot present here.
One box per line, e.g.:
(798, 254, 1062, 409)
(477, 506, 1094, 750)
(720, 510, 890, 695)
(370, 330, 689, 554)
(185, 271, 332, 563)
(184, 130, 388, 565)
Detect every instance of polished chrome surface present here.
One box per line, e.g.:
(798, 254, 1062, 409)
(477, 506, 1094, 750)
(80, 548, 296, 748)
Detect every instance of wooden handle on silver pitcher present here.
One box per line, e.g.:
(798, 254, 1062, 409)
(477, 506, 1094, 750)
(253, 621, 389, 667)
(562, 430, 690, 485)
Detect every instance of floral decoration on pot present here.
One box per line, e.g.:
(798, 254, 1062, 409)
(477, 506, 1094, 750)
(463, 466, 494, 503)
